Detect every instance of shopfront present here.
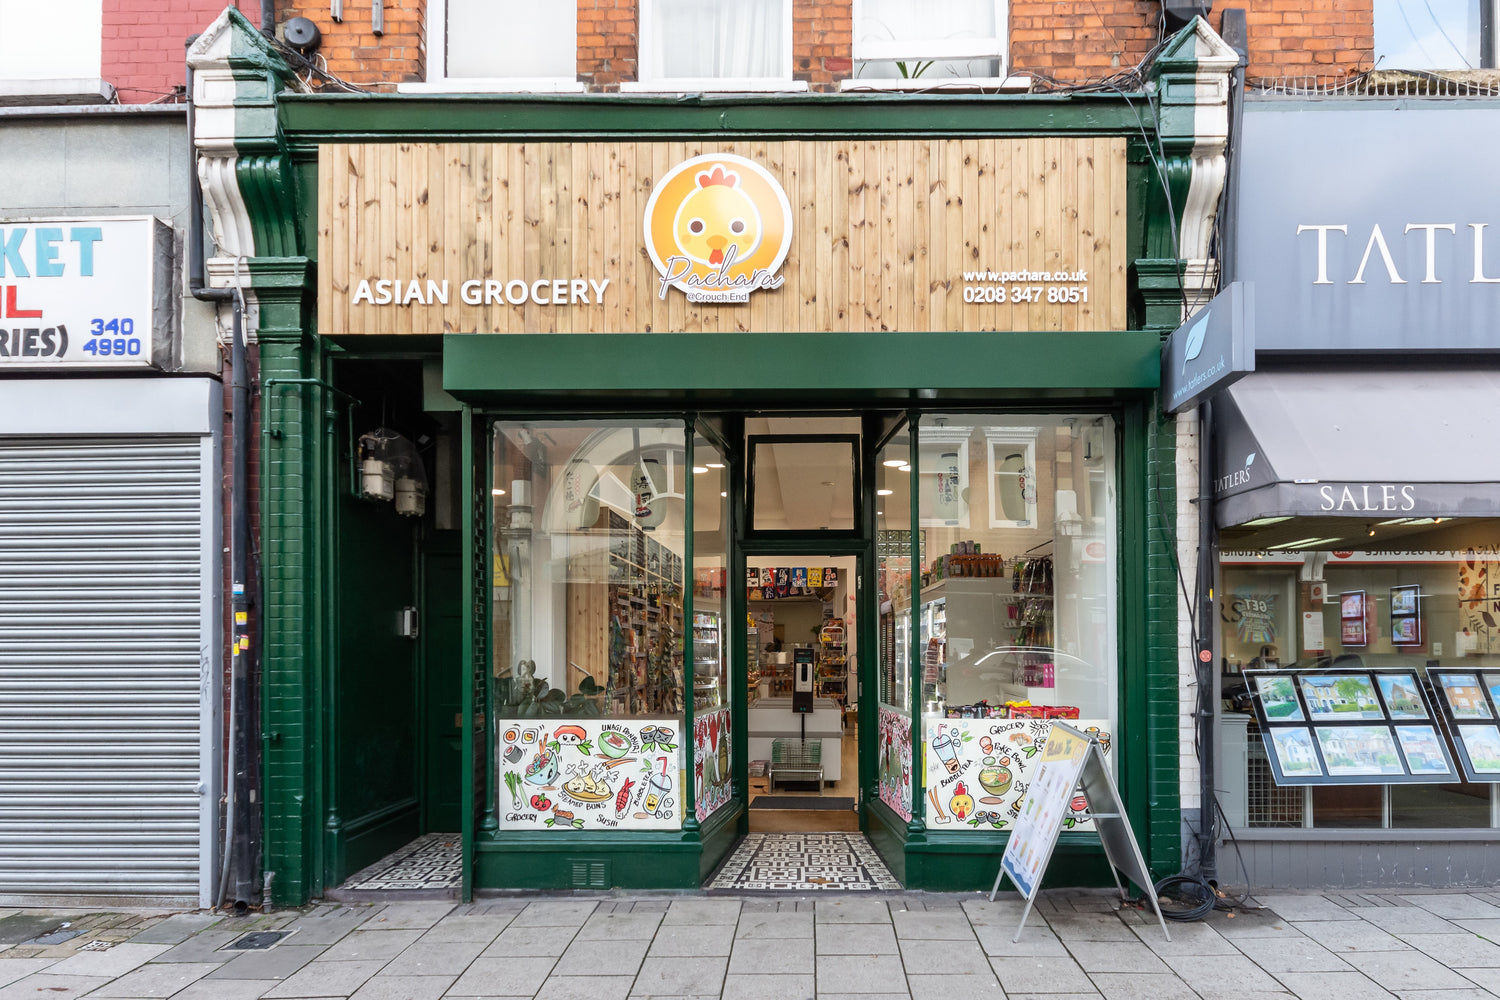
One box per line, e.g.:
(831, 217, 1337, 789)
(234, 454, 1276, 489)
(190, 9, 1239, 901)
(1214, 102, 1500, 886)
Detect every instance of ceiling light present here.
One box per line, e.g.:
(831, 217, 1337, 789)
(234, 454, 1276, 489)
(720, 491, 727, 498)
(693, 466, 708, 474)
(877, 488, 893, 496)
(883, 458, 907, 467)
(898, 464, 911, 473)
(1367, 524, 1376, 537)
(1268, 536, 1343, 550)
(1242, 516, 1292, 527)
(491, 488, 507, 496)
(706, 462, 725, 469)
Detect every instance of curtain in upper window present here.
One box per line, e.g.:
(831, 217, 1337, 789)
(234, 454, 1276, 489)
(645, 0, 786, 80)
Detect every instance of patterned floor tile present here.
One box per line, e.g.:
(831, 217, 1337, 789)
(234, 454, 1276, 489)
(340, 834, 462, 890)
(706, 833, 901, 891)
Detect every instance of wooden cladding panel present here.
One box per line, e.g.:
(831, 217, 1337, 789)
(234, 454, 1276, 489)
(318, 138, 1128, 337)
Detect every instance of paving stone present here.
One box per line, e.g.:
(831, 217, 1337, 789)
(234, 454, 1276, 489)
(629, 956, 727, 996)
(0, 915, 80, 945)
(814, 921, 897, 955)
(1132, 919, 1238, 956)
(960, 900, 1029, 927)
(1045, 913, 1140, 942)
(204, 945, 325, 981)
(1160, 953, 1286, 993)
(973, 923, 1069, 957)
(1398, 932, 1500, 967)
(480, 924, 579, 958)
(86, 962, 218, 998)
(576, 911, 664, 941)
(906, 973, 1005, 1000)
(347, 974, 456, 1000)
(898, 940, 991, 976)
(0, 958, 60, 987)
(735, 912, 813, 940)
(380, 938, 489, 976)
(45, 942, 170, 978)
(127, 915, 225, 946)
(170, 979, 282, 1000)
(817, 994, 910, 1000)
(1294, 920, 1413, 953)
(989, 956, 1096, 994)
(357, 903, 456, 931)
(1005, 994, 1102, 1000)
(1457, 967, 1500, 992)
(1064, 939, 1171, 974)
(280, 909, 380, 946)
(1207, 909, 1301, 937)
(1453, 918, 1500, 941)
(0, 973, 108, 999)
(317, 929, 424, 962)
(814, 900, 891, 924)
(553, 936, 650, 977)
(518, 901, 600, 927)
(891, 911, 976, 941)
(262, 958, 383, 998)
(816, 954, 907, 995)
(1231, 936, 1352, 973)
(145, 929, 240, 964)
(1354, 907, 1461, 937)
(663, 900, 743, 926)
(1190, 991, 1295, 1000)
(1273, 971, 1397, 1000)
(1338, 949, 1479, 991)
(647, 923, 737, 958)
(1090, 972, 1202, 1000)
(1404, 895, 1500, 920)
(418, 914, 513, 944)
(1393, 991, 1498, 1000)
(720, 972, 816, 1000)
(535, 974, 636, 1000)
(728, 937, 813, 976)
(447, 955, 557, 996)
(1260, 895, 1364, 922)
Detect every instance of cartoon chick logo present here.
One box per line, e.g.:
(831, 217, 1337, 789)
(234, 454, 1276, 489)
(644, 153, 793, 304)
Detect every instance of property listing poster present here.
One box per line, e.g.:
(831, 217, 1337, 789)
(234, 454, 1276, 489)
(922, 717, 1110, 832)
(497, 719, 682, 831)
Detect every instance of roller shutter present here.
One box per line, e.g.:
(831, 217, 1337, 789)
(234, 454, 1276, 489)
(0, 437, 208, 899)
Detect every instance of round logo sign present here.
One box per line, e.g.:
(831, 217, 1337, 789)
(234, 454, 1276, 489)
(643, 153, 793, 304)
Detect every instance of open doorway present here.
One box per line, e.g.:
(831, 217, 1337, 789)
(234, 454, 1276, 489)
(745, 554, 860, 832)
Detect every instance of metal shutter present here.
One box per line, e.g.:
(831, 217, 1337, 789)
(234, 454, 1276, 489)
(0, 437, 207, 899)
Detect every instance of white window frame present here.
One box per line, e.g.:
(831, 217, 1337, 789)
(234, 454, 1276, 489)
(399, 0, 585, 95)
(843, 0, 1012, 90)
(622, 0, 807, 93)
(985, 429, 1039, 530)
(0, 0, 109, 102)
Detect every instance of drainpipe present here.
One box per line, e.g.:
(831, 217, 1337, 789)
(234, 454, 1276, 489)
(187, 41, 260, 911)
(261, 0, 275, 37)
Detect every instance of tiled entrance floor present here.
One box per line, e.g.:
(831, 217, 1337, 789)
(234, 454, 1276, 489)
(707, 832, 902, 891)
(339, 832, 461, 890)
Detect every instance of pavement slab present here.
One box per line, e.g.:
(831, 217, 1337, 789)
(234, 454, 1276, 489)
(1404, 895, 1500, 920)
(719, 972, 816, 1000)
(317, 928, 424, 962)
(1160, 952, 1287, 993)
(447, 955, 558, 996)
(728, 937, 814, 976)
(648, 923, 738, 958)
(481, 923, 580, 958)
(1230, 935, 1353, 973)
(45, 942, 171, 979)
(989, 956, 1096, 994)
(891, 911, 977, 941)
(418, 914, 514, 944)
(552, 936, 651, 977)
(347, 973, 456, 1000)
(1340, 949, 1485, 991)
(1398, 932, 1500, 967)
(576, 911, 664, 941)
(1260, 896, 1366, 922)
(1271, 971, 1398, 1000)
(261, 957, 384, 997)
(896, 940, 992, 976)
(735, 912, 814, 940)
(1089, 972, 1201, 1000)
(815, 954, 907, 994)
(204, 945, 326, 981)
(356, 902, 456, 931)
(664, 901, 744, 926)
(0, 958, 60, 987)
(535, 974, 638, 1000)
(906, 973, 1005, 1000)
(813, 921, 897, 955)
(630, 956, 728, 996)
(813, 900, 892, 925)
(1293, 920, 1413, 953)
(86, 962, 220, 998)
(126, 915, 225, 946)
(380, 938, 491, 976)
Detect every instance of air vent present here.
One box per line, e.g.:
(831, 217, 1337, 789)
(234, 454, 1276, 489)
(569, 858, 610, 889)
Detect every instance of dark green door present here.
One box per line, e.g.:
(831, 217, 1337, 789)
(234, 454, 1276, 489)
(421, 531, 464, 830)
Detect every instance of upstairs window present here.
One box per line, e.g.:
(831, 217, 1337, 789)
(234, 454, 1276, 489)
(415, 0, 580, 92)
(1375, 0, 1498, 69)
(629, 0, 801, 91)
(849, 0, 1009, 88)
(0, 0, 104, 101)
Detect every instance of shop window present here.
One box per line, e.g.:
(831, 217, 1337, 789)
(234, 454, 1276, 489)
(690, 428, 733, 823)
(916, 413, 1119, 833)
(748, 433, 858, 533)
(848, 0, 1009, 88)
(492, 420, 687, 831)
(877, 425, 915, 821)
(1374, 0, 1497, 70)
(0, 0, 101, 94)
(629, 0, 803, 92)
(415, 0, 582, 93)
(1221, 537, 1500, 831)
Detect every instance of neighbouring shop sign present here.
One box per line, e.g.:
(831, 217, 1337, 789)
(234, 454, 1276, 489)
(1236, 105, 1500, 352)
(318, 139, 1128, 336)
(0, 216, 171, 370)
(1160, 282, 1254, 413)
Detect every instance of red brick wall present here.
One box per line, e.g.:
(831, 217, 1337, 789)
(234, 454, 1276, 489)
(1214, 1, 1373, 79)
(103, 0, 256, 103)
(280, 0, 425, 90)
(1010, 0, 1160, 83)
(578, 0, 636, 90)
(795, 0, 853, 91)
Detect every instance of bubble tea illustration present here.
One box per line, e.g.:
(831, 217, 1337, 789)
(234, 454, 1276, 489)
(932, 726, 962, 776)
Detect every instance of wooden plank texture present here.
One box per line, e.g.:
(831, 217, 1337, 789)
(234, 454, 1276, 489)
(319, 139, 1128, 335)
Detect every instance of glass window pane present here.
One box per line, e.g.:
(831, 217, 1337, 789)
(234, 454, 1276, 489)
(447, 0, 576, 78)
(1375, 0, 1483, 69)
(491, 419, 686, 832)
(918, 414, 1118, 833)
(1312, 785, 1383, 828)
(877, 427, 914, 821)
(648, 0, 785, 79)
(691, 432, 732, 822)
(750, 437, 857, 531)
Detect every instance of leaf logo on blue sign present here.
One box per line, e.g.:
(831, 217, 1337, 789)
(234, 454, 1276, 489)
(1181, 313, 1209, 374)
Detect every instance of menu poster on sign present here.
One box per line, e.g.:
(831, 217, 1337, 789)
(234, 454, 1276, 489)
(998, 724, 1090, 898)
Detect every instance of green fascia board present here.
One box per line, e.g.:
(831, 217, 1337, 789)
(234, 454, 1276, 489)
(443, 332, 1162, 400)
(277, 91, 1155, 145)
